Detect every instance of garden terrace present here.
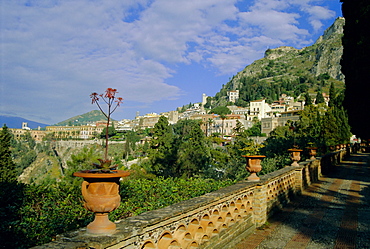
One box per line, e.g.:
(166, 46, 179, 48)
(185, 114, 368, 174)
(33, 147, 353, 249)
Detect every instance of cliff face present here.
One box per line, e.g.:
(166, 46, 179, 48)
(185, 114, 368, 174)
(222, 17, 345, 98)
(312, 17, 345, 81)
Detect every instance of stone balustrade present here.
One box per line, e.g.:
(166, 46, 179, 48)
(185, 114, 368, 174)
(33, 148, 349, 249)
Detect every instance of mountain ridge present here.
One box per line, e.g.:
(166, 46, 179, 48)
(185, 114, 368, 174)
(53, 110, 112, 126)
(210, 17, 345, 107)
(0, 115, 50, 129)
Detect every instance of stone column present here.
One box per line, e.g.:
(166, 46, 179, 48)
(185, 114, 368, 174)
(252, 184, 267, 227)
(294, 167, 304, 195)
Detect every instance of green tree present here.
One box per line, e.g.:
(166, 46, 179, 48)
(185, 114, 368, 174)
(0, 125, 17, 182)
(295, 105, 324, 147)
(23, 131, 36, 149)
(43, 132, 56, 141)
(224, 130, 259, 180)
(328, 82, 336, 107)
(321, 107, 340, 146)
(148, 116, 177, 177)
(209, 106, 231, 116)
(174, 120, 210, 178)
(204, 97, 213, 109)
(304, 92, 312, 106)
(334, 106, 352, 144)
(318, 73, 330, 81)
(232, 120, 244, 135)
(100, 125, 116, 138)
(0, 125, 24, 247)
(206, 147, 229, 179)
(315, 91, 325, 104)
(245, 119, 262, 137)
(260, 124, 294, 163)
(123, 131, 141, 161)
(295, 104, 350, 148)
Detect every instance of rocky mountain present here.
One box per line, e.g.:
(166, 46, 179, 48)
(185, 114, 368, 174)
(312, 17, 344, 80)
(211, 17, 345, 107)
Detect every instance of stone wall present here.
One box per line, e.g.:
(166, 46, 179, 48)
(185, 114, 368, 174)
(33, 149, 348, 249)
(52, 140, 125, 150)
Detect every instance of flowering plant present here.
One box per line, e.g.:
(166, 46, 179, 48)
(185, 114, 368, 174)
(90, 88, 123, 172)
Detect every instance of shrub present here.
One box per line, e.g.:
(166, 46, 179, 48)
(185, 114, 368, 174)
(3, 177, 234, 248)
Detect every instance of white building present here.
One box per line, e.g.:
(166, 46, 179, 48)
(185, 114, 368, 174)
(248, 99, 272, 121)
(227, 90, 239, 103)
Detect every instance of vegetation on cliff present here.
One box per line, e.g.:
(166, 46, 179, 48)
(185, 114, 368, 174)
(210, 18, 345, 108)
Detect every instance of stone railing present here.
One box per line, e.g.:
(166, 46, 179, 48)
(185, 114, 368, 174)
(34, 148, 348, 249)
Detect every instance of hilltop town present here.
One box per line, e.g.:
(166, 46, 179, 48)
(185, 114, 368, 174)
(7, 90, 324, 143)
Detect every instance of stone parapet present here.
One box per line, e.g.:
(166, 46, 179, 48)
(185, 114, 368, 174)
(33, 149, 348, 249)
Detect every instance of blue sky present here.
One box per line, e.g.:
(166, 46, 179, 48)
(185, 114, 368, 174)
(0, 0, 342, 125)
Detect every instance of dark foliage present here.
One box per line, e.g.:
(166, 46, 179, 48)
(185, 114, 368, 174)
(341, 0, 370, 139)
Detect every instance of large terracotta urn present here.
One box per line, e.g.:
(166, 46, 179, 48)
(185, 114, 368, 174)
(306, 147, 318, 160)
(73, 170, 130, 234)
(288, 148, 303, 166)
(242, 155, 265, 181)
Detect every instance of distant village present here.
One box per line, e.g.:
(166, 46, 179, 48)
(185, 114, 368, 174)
(6, 91, 329, 142)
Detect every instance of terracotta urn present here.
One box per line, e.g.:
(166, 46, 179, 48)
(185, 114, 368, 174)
(306, 147, 318, 160)
(287, 148, 303, 166)
(242, 155, 265, 181)
(73, 170, 130, 234)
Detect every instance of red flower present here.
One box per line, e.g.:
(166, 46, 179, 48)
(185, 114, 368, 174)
(90, 92, 99, 104)
(105, 88, 117, 99)
(115, 97, 124, 106)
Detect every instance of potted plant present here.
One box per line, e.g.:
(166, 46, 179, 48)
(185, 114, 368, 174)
(287, 145, 303, 166)
(306, 142, 318, 160)
(335, 144, 341, 151)
(73, 88, 130, 234)
(241, 140, 265, 181)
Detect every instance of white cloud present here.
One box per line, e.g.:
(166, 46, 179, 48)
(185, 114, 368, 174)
(303, 5, 336, 31)
(249, 0, 290, 11)
(127, 0, 239, 63)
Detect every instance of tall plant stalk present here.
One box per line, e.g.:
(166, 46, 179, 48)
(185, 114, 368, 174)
(90, 88, 123, 161)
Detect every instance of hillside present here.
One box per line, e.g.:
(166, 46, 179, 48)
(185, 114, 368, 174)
(54, 110, 113, 126)
(211, 17, 345, 107)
